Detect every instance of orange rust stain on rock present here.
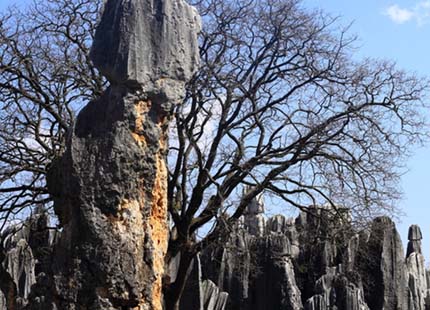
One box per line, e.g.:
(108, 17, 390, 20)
(149, 136, 169, 310)
(131, 100, 152, 147)
(120, 98, 169, 310)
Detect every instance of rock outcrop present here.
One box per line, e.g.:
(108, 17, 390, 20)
(357, 217, 407, 310)
(90, 0, 200, 92)
(16, 1, 200, 309)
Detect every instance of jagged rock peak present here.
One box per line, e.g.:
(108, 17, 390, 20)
(90, 0, 201, 99)
(244, 193, 264, 215)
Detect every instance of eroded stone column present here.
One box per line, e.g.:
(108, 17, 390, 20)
(46, 1, 200, 309)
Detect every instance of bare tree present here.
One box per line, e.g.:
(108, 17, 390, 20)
(164, 0, 429, 308)
(0, 0, 104, 230)
(0, 0, 428, 309)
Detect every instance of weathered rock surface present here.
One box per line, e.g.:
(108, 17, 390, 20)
(0, 210, 55, 310)
(408, 225, 423, 256)
(357, 216, 407, 310)
(0, 1, 200, 309)
(243, 192, 266, 237)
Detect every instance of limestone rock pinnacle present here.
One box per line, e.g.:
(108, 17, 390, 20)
(42, 1, 201, 309)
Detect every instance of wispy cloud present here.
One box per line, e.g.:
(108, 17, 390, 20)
(384, 1, 430, 25)
(384, 5, 414, 24)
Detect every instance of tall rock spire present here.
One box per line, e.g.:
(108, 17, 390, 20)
(406, 225, 428, 310)
(44, 1, 200, 309)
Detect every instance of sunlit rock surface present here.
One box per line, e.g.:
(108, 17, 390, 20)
(406, 225, 428, 310)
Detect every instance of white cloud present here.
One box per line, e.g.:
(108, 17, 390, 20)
(384, 2, 430, 25)
(384, 5, 414, 24)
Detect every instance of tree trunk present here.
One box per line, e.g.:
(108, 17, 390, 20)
(164, 250, 194, 310)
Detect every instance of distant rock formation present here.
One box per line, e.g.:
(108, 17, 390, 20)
(406, 225, 428, 310)
(0, 210, 56, 310)
(177, 196, 430, 310)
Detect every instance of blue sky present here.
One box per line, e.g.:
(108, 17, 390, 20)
(1, 0, 429, 257)
(302, 0, 430, 259)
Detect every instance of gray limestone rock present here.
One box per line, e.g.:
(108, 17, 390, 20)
(2, 204, 430, 310)
(39, 0, 201, 309)
(202, 280, 229, 310)
(358, 216, 407, 310)
(244, 193, 265, 215)
(267, 215, 300, 257)
(409, 225, 423, 240)
(0, 211, 56, 310)
(90, 0, 201, 101)
(243, 194, 266, 237)
(5, 239, 36, 301)
(46, 86, 168, 309)
(200, 214, 303, 310)
(195, 206, 430, 310)
(426, 271, 430, 309)
(407, 253, 427, 310)
(305, 267, 369, 310)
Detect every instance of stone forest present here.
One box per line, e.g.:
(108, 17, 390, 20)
(0, 0, 429, 309)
